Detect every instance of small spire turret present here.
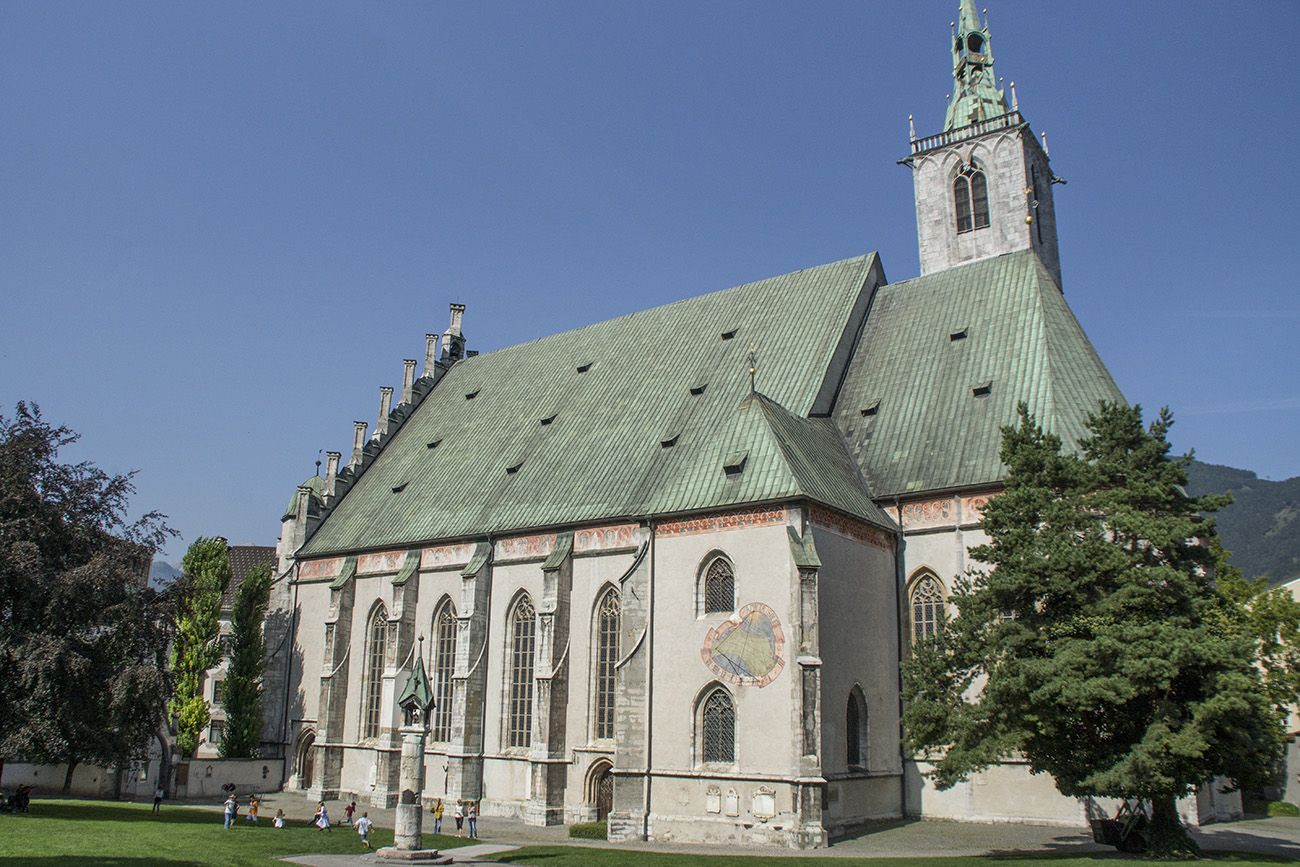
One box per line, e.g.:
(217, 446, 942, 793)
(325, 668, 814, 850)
(944, 0, 1009, 131)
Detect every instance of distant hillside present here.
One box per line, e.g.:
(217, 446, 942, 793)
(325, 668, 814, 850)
(1186, 460, 1300, 586)
(149, 558, 181, 589)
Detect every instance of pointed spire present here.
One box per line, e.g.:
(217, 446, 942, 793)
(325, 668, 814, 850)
(957, 0, 982, 36)
(943, 0, 1010, 131)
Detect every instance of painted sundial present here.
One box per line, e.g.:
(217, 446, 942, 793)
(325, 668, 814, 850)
(700, 602, 785, 687)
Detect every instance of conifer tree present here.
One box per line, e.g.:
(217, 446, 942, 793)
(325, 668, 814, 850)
(903, 402, 1282, 857)
(169, 537, 230, 757)
(219, 562, 271, 758)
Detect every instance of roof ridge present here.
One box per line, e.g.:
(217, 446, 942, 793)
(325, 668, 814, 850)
(454, 253, 878, 364)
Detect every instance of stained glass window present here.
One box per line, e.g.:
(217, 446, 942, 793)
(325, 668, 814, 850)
(362, 604, 388, 739)
(594, 589, 620, 740)
(703, 557, 734, 615)
(847, 688, 868, 767)
(954, 175, 973, 233)
(954, 165, 989, 234)
(971, 169, 990, 228)
(431, 600, 458, 742)
(701, 689, 735, 763)
(507, 596, 536, 749)
(910, 575, 945, 643)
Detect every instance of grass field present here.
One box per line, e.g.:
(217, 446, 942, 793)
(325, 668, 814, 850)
(0, 801, 1293, 867)
(485, 848, 1295, 867)
(0, 799, 472, 866)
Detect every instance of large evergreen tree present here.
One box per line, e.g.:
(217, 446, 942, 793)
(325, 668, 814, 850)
(169, 537, 230, 757)
(0, 402, 175, 793)
(219, 562, 272, 758)
(903, 402, 1282, 856)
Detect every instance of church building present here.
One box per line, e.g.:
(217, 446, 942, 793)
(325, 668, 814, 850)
(263, 2, 1236, 847)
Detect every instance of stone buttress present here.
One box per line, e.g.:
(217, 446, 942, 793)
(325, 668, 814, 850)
(527, 531, 574, 825)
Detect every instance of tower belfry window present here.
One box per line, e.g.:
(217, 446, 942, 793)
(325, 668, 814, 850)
(953, 164, 990, 234)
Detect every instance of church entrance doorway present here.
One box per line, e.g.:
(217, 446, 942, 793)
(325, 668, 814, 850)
(586, 758, 614, 821)
(296, 731, 316, 790)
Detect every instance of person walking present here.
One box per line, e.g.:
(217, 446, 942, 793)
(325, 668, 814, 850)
(453, 801, 464, 836)
(431, 798, 444, 834)
(152, 785, 164, 813)
(223, 794, 237, 830)
(343, 799, 356, 827)
(467, 801, 478, 839)
(355, 811, 374, 850)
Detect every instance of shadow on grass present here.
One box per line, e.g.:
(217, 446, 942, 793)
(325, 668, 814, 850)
(21, 800, 222, 827)
(0, 860, 203, 866)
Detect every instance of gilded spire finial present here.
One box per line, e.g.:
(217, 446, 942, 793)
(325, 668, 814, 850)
(747, 347, 758, 393)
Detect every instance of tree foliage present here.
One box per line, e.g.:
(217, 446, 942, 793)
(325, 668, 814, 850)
(902, 402, 1282, 857)
(0, 402, 175, 792)
(169, 537, 230, 757)
(219, 562, 272, 758)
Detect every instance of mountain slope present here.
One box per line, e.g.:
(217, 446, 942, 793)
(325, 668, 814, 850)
(1186, 460, 1300, 586)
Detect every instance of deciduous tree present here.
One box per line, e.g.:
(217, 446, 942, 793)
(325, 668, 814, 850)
(169, 537, 230, 757)
(0, 402, 174, 793)
(903, 402, 1281, 857)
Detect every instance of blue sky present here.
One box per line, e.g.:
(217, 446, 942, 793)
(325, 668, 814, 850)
(2, 1, 1297, 558)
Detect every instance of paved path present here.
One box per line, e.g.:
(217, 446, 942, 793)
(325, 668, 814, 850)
(173, 791, 1300, 863)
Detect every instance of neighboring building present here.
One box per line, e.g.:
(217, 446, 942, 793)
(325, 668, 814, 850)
(262, 1, 1238, 847)
(194, 543, 278, 760)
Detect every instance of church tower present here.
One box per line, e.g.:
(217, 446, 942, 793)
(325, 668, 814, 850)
(903, 0, 1062, 286)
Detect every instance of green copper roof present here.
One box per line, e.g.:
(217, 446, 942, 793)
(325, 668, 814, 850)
(302, 254, 883, 556)
(944, 0, 1009, 131)
(282, 475, 324, 521)
(398, 656, 434, 714)
(835, 250, 1124, 497)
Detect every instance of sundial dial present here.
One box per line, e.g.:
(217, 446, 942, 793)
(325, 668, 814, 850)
(700, 602, 785, 688)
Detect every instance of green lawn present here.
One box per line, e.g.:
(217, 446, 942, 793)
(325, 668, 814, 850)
(486, 846, 1295, 867)
(0, 799, 472, 866)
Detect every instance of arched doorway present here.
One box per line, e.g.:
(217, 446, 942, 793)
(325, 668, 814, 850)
(586, 759, 614, 821)
(296, 731, 316, 790)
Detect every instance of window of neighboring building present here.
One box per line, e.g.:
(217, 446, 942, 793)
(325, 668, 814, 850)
(847, 687, 868, 768)
(211, 679, 224, 707)
(701, 555, 735, 615)
(507, 595, 537, 749)
(910, 573, 946, 643)
(953, 164, 990, 233)
(431, 599, 458, 742)
(593, 587, 621, 740)
(362, 603, 388, 739)
(208, 721, 224, 746)
(700, 687, 736, 764)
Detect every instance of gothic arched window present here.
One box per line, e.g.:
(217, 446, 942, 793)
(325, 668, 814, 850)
(847, 686, 868, 768)
(361, 603, 388, 739)
(910, 573, 946, 643)
(701, 555, 735, 615)
(431, 598, 458, 742)
(593, 587, 621, 740)
(700, 687, 736, 764)
(954, 164, 990, 233)
(507, 595, 537, 749)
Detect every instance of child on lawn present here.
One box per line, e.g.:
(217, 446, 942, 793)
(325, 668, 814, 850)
(355, 812, 374, 849)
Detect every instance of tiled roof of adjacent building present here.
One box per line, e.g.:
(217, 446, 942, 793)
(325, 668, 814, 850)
(223, 545, 277, 606)
(302, 254, 888, 556)
(836, 250, 1125, 497)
